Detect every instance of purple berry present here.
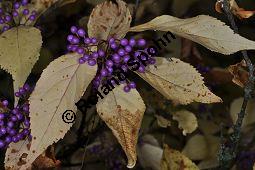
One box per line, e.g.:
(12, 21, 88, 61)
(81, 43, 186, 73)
(0, 140, 4, 148)
(14, 92, 20, 97)
(67, 35, 74, 42)
(120, 39, 129, 46)
(77, 47, 85, 54)
(21, 0, 28, 6)
(5, 136, 12, 144)
(123, 86, 131, 92)
(22, 104, 29, 113)
(12, 108, 19, 115)
(93, 80, 100, 87)
(14, 2, 20, 9)
(71, 45, 78, 52)
(16, 113, 24, 120)
(23, 84, 30, 91)
(12, 136, 18, 143)
(0, 113, 4, 119)
(23, 9, 29, 15)
(22, 129, 30, 136)
(2, 100, 8, 106)
(123, 55, 130, 63)
(109, 37, 115, 44)
(0, 120, 4, 126)
(110, 43, 117, 49)
(92, 52, 99, 58)
(19, 88, 25, 95)
(4, 15, 12, 22)
(112, 54, 120, 63)
(100, 69, 108, 77)
(2, 26, 9, 32)
(106, 60, 114, 67)
(29, 15, 36, 21)
(17, 133, 23, 140)
(138, 66, 145, 73)
(129, 38, 136, 46)
(84, 38, 91, 44)
(88, 59, 96, 66)
(0, 128, 6, 134)
(118, 49, 125, 56)
(31, 11, 37, 15)
(91, 38, 97, 44)
(83, 54, 90, 60)
(98, 50, 105, 57)
(77, 28, 86, 37)
(0, 19, 4, 24)
(70, 26, 77, 33)
(12, 11, 19, 17)
(24, 119, 30, 127)
(11, 116, 17, 122)
(71, 37, 79, 44)
(78, 57, 85, 64)
(149, 58, 156, 65)
(7, 121, 14, 128)
(107, 67, 113, 73)
(138, 39, 146, 46)
(125, 45, 132, 53)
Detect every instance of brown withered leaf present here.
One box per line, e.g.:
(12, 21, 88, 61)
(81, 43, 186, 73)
(88, 0, 132, 40)
(215, 0, 255, 19)
(228, 60, 248, 88)
(161, 145, 199, 170)
(96, 85, 146, 168)
(136, 57, 222, 105)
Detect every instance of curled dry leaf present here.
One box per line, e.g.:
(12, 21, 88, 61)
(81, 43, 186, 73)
(161, 144, 199, 170)
(96, 85, 146, 168)
(0, 26, 42, 104)
(130, 15, 255, 55)
(228, 60, 249, 88)
(136, 57, 222, 105)
(88, 0, 132, 40)
(7, 53, 97, 169)
(215, 0, 255, 19)
(172, 110, 198, 135)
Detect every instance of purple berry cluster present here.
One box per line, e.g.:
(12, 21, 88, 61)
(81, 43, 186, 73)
(67, 26, 157, 92)
(0, 84, 31, 149)
(0, 0, 38, 34)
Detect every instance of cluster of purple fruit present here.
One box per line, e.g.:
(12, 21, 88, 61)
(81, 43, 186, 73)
(67, 26, 156, 92)
(0, 0, 37, 33)
(0, 84, 31, 149)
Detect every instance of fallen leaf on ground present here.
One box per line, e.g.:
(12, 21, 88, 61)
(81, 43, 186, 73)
(172, 110, 198, 135)
(161, 144, 199, 170)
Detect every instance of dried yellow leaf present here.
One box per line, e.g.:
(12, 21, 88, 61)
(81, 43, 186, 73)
(96, 85, 145, 168)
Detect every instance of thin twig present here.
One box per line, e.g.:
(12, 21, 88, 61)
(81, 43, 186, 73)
(218, 0, 255, 169)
